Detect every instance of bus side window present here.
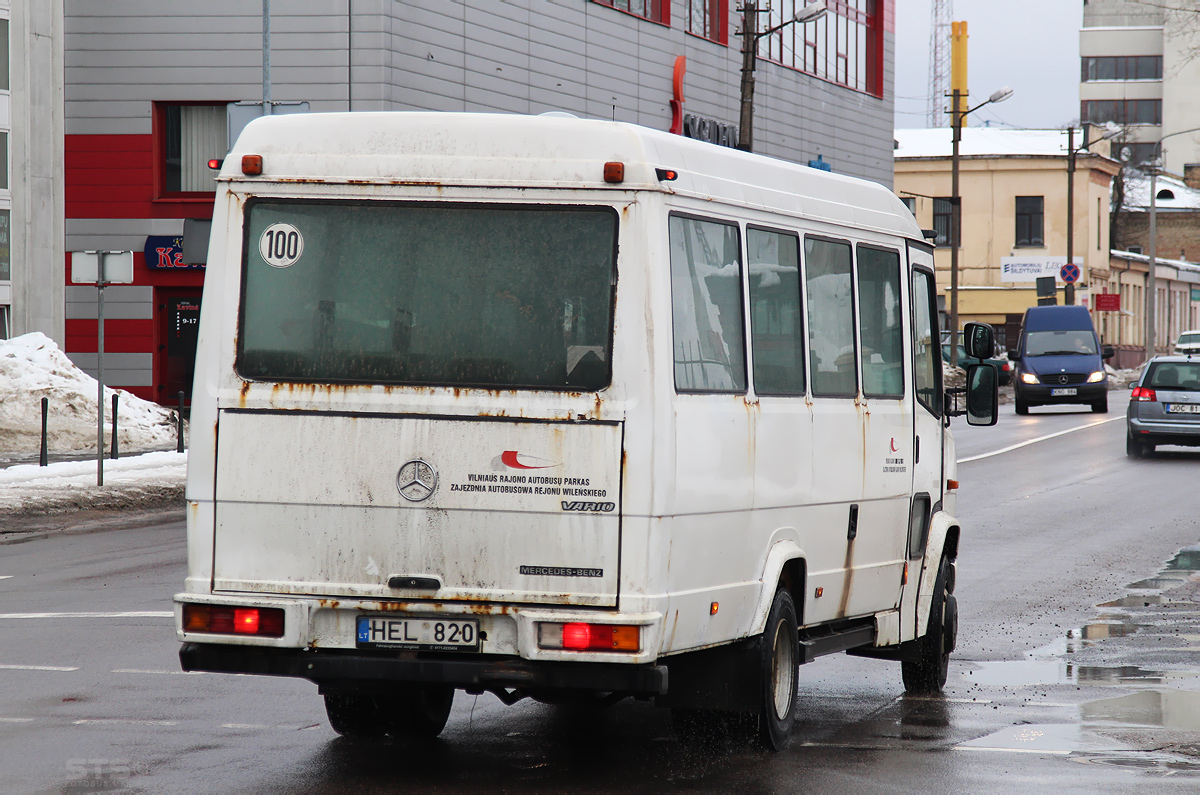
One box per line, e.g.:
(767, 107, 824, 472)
(804, 237, 857, 397)
(747, 227, 804, 395)
(857, 245, 905, 398)
(669, 214, 747, 393)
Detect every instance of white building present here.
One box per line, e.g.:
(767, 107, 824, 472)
(1080, 0, 1200, 173)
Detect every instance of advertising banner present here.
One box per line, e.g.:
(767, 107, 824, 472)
(1000, 256, 1082, 283)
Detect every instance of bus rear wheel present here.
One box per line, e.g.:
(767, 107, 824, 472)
(757, 588, 799, 750)
(325, 685, 454, 740)
(902, 554, 956, 694)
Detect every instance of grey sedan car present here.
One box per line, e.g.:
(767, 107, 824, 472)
(1127, 356, 1200, 457)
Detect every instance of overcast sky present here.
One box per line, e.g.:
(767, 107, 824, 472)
(894, 0, 1085, 131)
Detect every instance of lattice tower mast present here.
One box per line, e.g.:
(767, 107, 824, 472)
(927, 0, 953, 127)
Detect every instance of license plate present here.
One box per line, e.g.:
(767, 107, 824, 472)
(1050, 388, 1077, 396)
(356, 616, 480, 651)
(1166, 403, 1200, 414)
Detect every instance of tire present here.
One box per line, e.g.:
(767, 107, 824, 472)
(325, 685, 454, 740)
(902, 555, 955, 694)
(672, 589, 799, 752)
(1126, 433, 1145, 458)
(324, 694, 388, 739)
(1015, 398, 1029, 415)
(757, 588, 799, 751)
(1092, 395, 1109, 413)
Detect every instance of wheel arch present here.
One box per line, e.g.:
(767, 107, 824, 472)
(915, 511, 958, 635)
(749, 540, 807, 635)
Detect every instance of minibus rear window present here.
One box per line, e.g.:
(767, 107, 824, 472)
(236, 200, 618, 390)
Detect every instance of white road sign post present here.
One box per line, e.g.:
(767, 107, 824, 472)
(72, 251, 134, 486)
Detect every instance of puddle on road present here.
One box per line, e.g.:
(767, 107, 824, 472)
(963, 659, 1183, 688)
(956, 723, 1129, 755)
(1082, 689, 1200, 730)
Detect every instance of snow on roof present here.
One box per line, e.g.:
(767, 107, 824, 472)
(1120, 168, 1200, 211)
(894, 128, 1089, 159)
(1110, 248, 1200, 274)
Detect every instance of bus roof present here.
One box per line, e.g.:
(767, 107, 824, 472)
(227, 111, 921, 240)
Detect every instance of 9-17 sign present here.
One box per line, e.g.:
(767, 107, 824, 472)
(1094, 293, 1121, 312)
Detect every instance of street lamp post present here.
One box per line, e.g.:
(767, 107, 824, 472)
(1144, 127, 1200, 362)
(1064, 122, 1121, 307)
(737, 1, 828, 153)
(947, 86, 1012, 366)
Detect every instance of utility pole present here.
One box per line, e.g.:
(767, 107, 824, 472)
(1066, 126, 1076, 306)
(948, 21, 967, 367)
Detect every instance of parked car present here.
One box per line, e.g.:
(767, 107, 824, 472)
(1174, 329, 1200, 355)
(1126, 355, 1200, 457)
(941, 343, 1012, 386)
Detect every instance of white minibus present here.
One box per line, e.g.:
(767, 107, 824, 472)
(176, 112, 998, 750)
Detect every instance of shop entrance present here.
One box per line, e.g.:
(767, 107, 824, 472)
(156, 288, 203, 405)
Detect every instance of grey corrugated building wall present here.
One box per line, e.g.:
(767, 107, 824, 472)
(61, 0, 896, 403)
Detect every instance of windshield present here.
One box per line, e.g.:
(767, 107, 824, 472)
(1025, 329, 1097, 356)
(1179, 333, 1200, 346)
(237, 200, 618, 390)
(1147, 362, 1200, 391)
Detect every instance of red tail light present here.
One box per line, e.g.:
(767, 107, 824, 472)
(183, 605, 284, 638)
(539, 622, 640, 652)
(1132, 386, 1157, 402)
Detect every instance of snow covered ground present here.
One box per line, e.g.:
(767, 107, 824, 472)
(0, 333, 186, 522)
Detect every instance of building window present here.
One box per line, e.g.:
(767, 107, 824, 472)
(157, 103, 228, 195)
(0, 208, 8, 281)
(932, 197, 956, 248)
(1015, 196, 1044, 248)
(1080, 99, 1162, 126)
(1120, 142, 1156, 166)
(685, 0, 727, 43)
(1081, 55, 1161, 82)
(899, 196, 917, 216)
(0, 18, 8, 91)
(757, 0, 884, 97)
(592, 0, 669, 25)
(1128, 245, 1143, 255)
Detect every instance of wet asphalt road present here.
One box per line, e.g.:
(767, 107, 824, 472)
(4, 391, 1200, 791)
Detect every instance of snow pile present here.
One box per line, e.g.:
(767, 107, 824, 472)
(0, 332, 181, 455)
(0, 451, 187, 516)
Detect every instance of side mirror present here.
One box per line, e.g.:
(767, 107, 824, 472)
(1102, 345, 1115, 360)
(964, 363, 999, 426)
(963, 321, 995, 360)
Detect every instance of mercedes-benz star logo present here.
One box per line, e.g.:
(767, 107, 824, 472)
(1058, 375, 1069, 384)
(396, 459, 437, 502)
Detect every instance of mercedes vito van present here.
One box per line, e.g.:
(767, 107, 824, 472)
(1010, 305, 1113, 414)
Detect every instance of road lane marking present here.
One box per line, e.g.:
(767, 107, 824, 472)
(955, 746, 1071, 755)
(0, 576, 12, 580)
(112, 669, 206, 676)
(0, 717, 34, 722)
(958, 416, 1123, 463)
(0, 664, 80, 671)
(0, 611, 173, 619)
(73, 719, 179, 726)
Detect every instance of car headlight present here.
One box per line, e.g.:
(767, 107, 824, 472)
(1086, 370, 1106, 383)
(1020, 372, 1040, 385)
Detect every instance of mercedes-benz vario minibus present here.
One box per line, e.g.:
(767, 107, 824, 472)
(176, 112, 998, 750)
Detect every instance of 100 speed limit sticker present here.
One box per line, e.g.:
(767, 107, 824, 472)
(259, 223, 304, 268)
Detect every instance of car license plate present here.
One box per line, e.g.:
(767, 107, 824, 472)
(1166, 403, 1200, 414)
(1050, 388, 1077, 396)
(356, 616, 480, 651)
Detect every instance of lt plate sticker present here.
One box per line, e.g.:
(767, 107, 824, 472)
(259, 223, 304, 268)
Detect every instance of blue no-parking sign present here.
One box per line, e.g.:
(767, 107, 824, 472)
(1060, 262, 1081, 283)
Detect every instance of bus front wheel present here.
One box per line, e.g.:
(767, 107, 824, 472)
(902, 554, 955, 694)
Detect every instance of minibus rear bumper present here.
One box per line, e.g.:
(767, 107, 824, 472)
(179, 642, 668, 696)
